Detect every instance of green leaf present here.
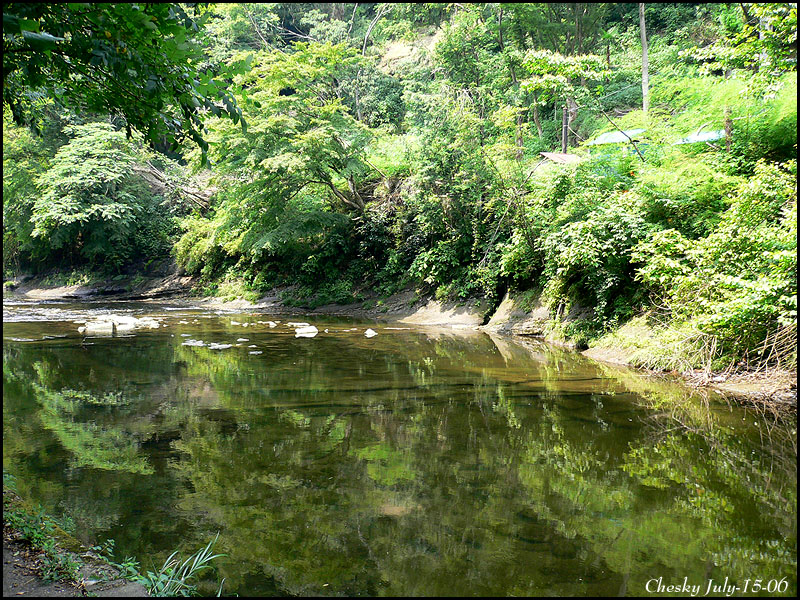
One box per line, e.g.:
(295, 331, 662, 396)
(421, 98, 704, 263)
(2, 13, 19, 33)
(18, 19, 40, 32)
(21, 30, 64, 49)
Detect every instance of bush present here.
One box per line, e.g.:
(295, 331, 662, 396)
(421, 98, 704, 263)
(633, 159, 797, 367)
(3, 110, 51, 274)
(637, 154, 742, 237)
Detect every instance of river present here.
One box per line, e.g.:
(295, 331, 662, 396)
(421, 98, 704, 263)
(3, 298, 796, 596)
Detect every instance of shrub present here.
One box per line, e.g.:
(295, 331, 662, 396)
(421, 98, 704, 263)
(633, 159, 797, 367)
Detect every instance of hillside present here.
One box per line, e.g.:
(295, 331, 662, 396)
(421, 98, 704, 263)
(3, 3, 797, 385)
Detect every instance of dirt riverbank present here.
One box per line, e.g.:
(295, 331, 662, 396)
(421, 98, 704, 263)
(3, 488, 148, 597)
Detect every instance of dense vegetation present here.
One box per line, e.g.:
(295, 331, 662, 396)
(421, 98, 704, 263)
(3, 2, 797, 373)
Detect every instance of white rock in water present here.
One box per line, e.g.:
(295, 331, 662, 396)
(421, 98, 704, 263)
(295, 325, 318, 338)
(111, 315, 139, 328)
(287, 322, 310, 328)
(208, 343, 233, 350)
(231, 320, 241, 325)
(248, 344, 257, 348)
(78, 315, 162, 334)
(136, 317, 160, 329)
(182, 339, 205, 346)
(82, 320, 115, 335)
(267, 321, 277, 328)
(365, 328, 378, 338)
(77, 326, 86, 334)
(249, 351, 263, 355)
(237, 338, 249, 342)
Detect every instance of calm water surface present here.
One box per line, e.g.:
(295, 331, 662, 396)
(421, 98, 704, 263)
(3, 299, 796, 596)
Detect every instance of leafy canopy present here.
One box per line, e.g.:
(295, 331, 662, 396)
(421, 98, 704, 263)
(206, 41, 373, 211)
(32, 122, 173, 269)
(2, 3, 247, 158)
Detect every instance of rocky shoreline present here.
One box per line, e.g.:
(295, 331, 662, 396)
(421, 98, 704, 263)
(4, 269, 796, 410)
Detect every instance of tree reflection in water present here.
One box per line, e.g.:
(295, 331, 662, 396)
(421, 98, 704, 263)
(3, 319, 796, 596)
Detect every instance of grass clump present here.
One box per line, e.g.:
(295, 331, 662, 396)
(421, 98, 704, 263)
(111, 534, 226, 597)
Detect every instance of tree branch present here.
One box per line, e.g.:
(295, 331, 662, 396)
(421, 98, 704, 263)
(596, 109, 646, 162)
(363, 4, 390, 55)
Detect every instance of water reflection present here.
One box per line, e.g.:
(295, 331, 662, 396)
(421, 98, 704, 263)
(3, 304, 796, 596)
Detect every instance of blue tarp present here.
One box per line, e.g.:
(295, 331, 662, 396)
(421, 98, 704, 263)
(673, 129, 726, 144)
(585, 128, 647, 145)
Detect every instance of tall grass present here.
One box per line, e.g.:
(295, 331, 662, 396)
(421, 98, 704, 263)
(114, 533, 226, 597)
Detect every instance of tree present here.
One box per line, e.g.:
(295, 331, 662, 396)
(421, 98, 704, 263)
(435, 5, 505, 128)
(681, 3, 797, 85)
(520, 49, 607, 152)
(30, 122, 173, 269)
(502, 3, 609, 58)
(639, 3, 649, 115)
(208, 42, 373, 212)
(2, 3, 246, 159)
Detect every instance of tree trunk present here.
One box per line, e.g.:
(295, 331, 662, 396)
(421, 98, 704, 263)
(354, 70, 363, 121)
(757, 17, 768, 72)
(561, 104, 568, 153)
(724, 106, 732, 152)
(639, 3, 649, 115)
(363, 5, 389, 56)
(567, 96, 579, 148)
(347, 176, 365, 210)
(532, 90, 543, 138)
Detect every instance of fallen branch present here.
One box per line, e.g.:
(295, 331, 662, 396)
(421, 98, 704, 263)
(133, 162, 214, 210)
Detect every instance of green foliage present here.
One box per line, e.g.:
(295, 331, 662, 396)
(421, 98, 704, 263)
(29, 122, 174, 270)
(637, 153, 742, 237)
(3, 484, 82, 583)
(201, 42, 374, 211)
(679, 3, 797, 85)
(343, 63, 406, 129)
(499, 155, 649, 325)
(521, 49, 608, 106)
(114, 534, 226, 597)
(3, 3, 246, 158)
(4, 2, 797, 371)
(650, 71, 797, 166)
(633, 159, 797, 367)
(2, 109, 50, 274)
